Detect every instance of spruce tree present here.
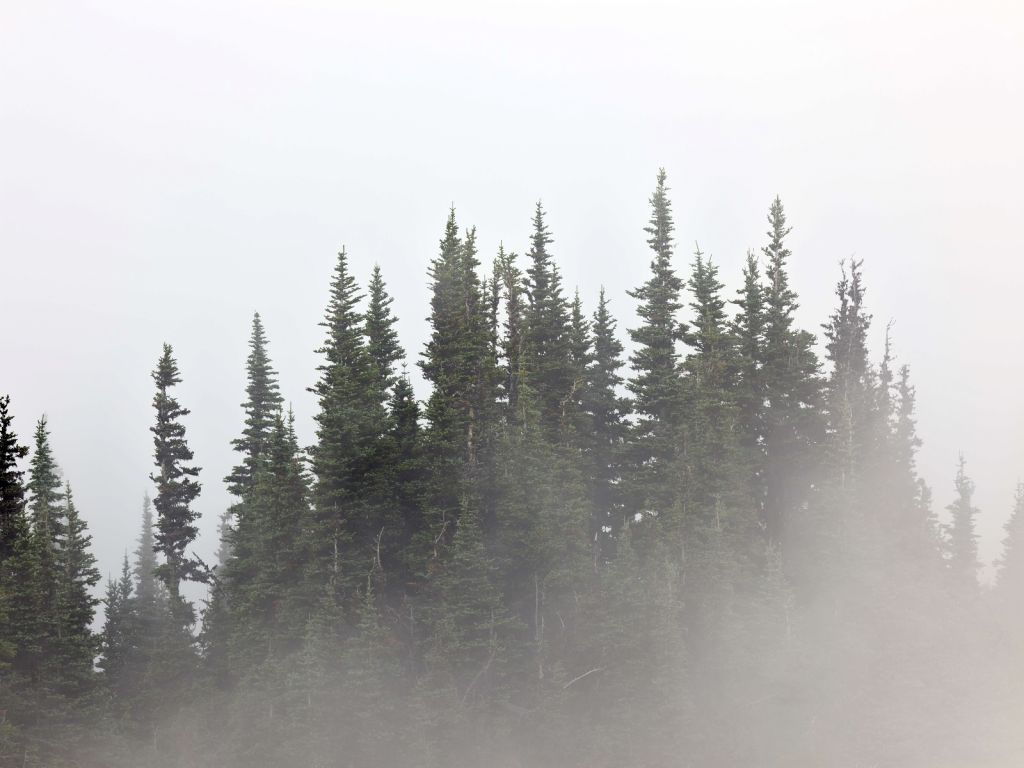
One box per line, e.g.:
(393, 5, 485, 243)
(581, 288, 628, 556)
(225, 312, 283, 499)
(627, 169, 685, 521)
(496, 245, 526, 415)
(54, 483, 101, 697)
(0, 395, 29, 563)
(25, 417, 65, 684)
(309, 247, 387, 594)
(150, 343, 205, 610)
(732, 250, 766, 455)
(997, 484, 1024, 608)
(946, 455, 979, 591)
(420, 212, 497, 554)
(522, 202, 574, 439)
(759, 197, 822, 548)
(100, 553, 135, 690)
(365, 264, 405, 402)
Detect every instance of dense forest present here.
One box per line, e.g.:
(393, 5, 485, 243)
(1, 171, 1022, 767)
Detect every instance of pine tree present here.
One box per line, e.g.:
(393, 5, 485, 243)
(222, 410, 311, 672)
(100, 553, 135, 688)
(732, 250, 766, 456)
(627, 169, 685, 521)
(523, 202, 574, 439)
(0, 395, 29, 563)
(822, 258, 874, 492)
(309, 247, 388, 594)
(946, 455, 979, 591)
(997, 484, 1024, 609)
(759, 197, 822, 549)
(365, 264, 405, 402)
(225, 313, 283, 499)
(420, 211, 498, 555)
(496, 245, 526, 415)
(25, 417, 65, 685)
(564, 289, 592, 443)
(54, 483, 101, 697)
(150, 343, 205, 614)
(581, 288, 628, 557)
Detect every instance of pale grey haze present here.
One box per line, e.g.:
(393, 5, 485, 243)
(2, 0, 1022, 593)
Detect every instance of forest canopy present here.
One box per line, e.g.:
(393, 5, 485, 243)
(1, 172, 1021, 767)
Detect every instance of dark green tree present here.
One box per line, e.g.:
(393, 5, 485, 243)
(627, 169, 685, 521)
(54, 483, 101, 697)
(580, 288, 628, 557)
(365, 264, 405, 402)
(225, 313, 283, 499)
(522, 203, 574, 439)
(150, 343, 205, 613)
(309, 247, 388, 595)
(759, 197, 822, 549)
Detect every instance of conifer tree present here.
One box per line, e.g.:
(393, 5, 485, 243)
(365, 264, 405, 402)
(732, 250, 766, 456)
(581, 288, 628, 555)
(100, 553, 135, 689)
(54, 483, 101, 697)
(997, 484, 1024, 608)
(25, 417, 65, 683)
(946, 455, 979, 590)
(225, 313, 283, 499)
(150, 343, 205, 612)
(420, 212, 497, 552)
(496, 245, 526, 415)
(0, 395, 29, 563)
(309, 247, 387, 593)
(523, 203, 574, 439)
(0, 396, 39, 686)
(627, 169, 685, 520)
(759, 197, 822, 548)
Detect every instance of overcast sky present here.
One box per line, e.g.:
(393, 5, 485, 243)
(3, 0, 1023, 590)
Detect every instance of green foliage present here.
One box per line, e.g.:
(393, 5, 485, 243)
(150, 343, 205, 607)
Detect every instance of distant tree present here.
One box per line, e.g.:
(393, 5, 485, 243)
(150, 343, 205, 615)
(627, 169, 685, 521)
(759, 197, 822, 548)
(54, 483, 101, 697)
(946, 455, 979, 590)
(365, 264, 405, 402)
(522, 203, 574, 439)
(581, 288, 628, 556)
(309, 247, 388, 595)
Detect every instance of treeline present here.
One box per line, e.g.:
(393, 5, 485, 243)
(1, 171, 1023, 766)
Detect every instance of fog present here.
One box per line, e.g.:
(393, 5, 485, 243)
(2, 1, 1024, 765)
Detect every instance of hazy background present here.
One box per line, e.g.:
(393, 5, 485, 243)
(2, 0, 1022, 592)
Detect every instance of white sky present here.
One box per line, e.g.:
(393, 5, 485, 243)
(2, 0, 1023, 588)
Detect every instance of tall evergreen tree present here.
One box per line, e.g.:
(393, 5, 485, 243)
(732, 250, 766, 457)
(581, 288, 628, 556)
(946, 455, 979, 591)
(522, 203, 574, 439)
(420, 212, 497, 554)
(627, 169, 685, 521)
(225, 312, 283, 499)
(100, 553, 135, 690)
(309, 247, 387, 594)
(0, 395, 29, 563)
(997, 484, 1024, 607)
(365, 264, 405, 402)
(54, 483, 101, 697)
(759, 197, 822, 549)
(150, 343, 205, 612)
